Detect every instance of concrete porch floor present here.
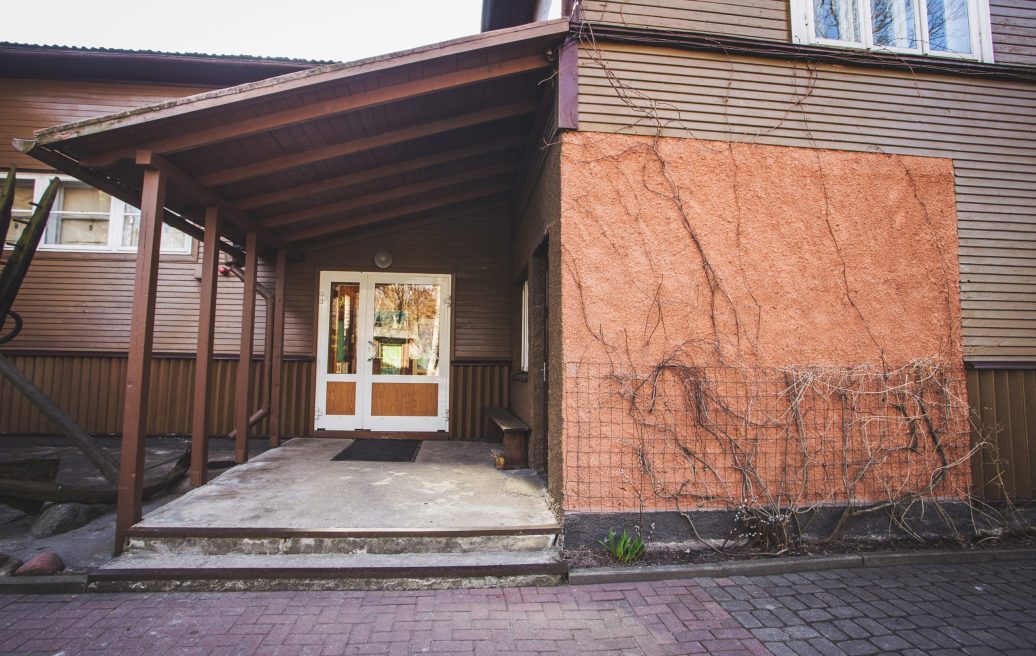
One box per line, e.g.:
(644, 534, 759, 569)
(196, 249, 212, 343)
(134, 438, 558, 531)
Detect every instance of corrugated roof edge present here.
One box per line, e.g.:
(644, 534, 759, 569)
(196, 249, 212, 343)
(0, 41, 338, 65)
(29, 19, 571, 145)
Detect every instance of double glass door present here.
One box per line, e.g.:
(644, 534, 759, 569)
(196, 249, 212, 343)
(315, 271, 450, 432)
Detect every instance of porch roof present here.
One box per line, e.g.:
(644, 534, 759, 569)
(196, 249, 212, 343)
(13, 20, 569, 256)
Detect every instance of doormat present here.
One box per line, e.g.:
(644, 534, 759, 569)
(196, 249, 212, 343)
(332, 439, 422, 462)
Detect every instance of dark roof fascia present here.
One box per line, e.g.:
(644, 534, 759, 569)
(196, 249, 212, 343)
(575, 22, 1036, 84)
(0, 43, 327, 87)
(481, 0, 537, 32)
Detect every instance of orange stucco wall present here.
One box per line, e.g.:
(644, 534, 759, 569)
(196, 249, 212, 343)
(558, 131, 968, 513)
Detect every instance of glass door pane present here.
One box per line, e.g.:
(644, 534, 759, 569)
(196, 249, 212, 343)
(371, 283, 441, 377)
(315, 273, 363, 430)
(364, 276, 449, 430)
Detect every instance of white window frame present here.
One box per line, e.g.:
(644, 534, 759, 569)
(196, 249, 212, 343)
(520, 278, 530, 373)
(2, 173, 192, 255)
(790, 0, 995, 62)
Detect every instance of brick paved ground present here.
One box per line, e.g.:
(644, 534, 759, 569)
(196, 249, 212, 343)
(0, 559, 1033, 655)
(704, 559, 1036, 656)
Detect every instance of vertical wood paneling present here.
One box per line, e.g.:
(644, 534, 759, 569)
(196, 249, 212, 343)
(968, 367, 1036, 500)
(0, 355, 508, 442)
(449, 362, 510, 439)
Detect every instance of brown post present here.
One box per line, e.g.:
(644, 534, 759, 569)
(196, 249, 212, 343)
(114, 157, 166, 555)
(234, 231, 258, 463)
(189, 207, 221, 486)
(269, 249, 287, 447)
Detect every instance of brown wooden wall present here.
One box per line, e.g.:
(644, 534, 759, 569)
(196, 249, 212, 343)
(579, 0, 1036, 67)
(0, 77, 213, 171)
(283, 207, 513, 360)
(968, 367, 1036, 500)
(0, 353, 507, 440)
(577, 42, 1036, 362)
(580, 0, 789, 41)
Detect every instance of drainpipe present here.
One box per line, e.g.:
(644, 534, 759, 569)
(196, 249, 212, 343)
(224, 263, 274, 441)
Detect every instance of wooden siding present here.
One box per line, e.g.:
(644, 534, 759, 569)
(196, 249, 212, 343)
(9, 249, 271, 355)
(0, 353, 507, 440)
(968, 367, 1036, 500)
(283, 207, 513, 360)
(449, 362, 511, 438)
(576, 42, 1036, 362)
(579, 1, 1036, 68)
(580, 0, 790, 41)
(990, 0, 1036, 67)
(0, 77, 212, 171)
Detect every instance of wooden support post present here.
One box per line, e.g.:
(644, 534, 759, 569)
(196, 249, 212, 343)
(234, 231, 258, 464)
(114, 161, 166, 555)
(190, 207, 221, 486)
(269, 249, 287, 448)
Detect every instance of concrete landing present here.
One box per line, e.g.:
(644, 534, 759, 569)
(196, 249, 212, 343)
(108, 439, 563, 590)
(134, 438, 557, 532)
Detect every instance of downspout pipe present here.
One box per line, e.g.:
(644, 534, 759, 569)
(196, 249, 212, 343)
(224, 263, 274, 441)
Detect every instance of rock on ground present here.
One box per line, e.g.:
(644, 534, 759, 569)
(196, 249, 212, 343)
(30, 503, 110, 538)
(14, 551, 64, 576)
(0, 553, 22, 576)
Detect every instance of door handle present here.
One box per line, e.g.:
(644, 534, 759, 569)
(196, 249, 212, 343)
(367, 340, 377, 361)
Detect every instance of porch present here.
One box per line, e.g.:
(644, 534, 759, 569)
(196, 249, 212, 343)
(13, 19, 571, 554)
(89, 438, 564, 590)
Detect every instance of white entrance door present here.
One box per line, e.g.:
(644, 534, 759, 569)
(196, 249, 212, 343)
(315, 271, 451, 432)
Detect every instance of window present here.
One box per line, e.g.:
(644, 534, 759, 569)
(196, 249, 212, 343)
(1, 174, 191, 254)
(791, 0, 994, 61)
(520, 279, 530, 373)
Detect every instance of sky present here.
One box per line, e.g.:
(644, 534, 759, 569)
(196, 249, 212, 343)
(0, 0, 486, 63)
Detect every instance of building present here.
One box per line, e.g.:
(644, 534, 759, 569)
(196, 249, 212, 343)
(1, 0, 1034, 566)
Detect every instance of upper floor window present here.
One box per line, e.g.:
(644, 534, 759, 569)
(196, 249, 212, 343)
(791, 0, 994, 62)
(3, 174, 191, 254)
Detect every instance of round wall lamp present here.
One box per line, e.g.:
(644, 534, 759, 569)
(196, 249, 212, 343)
(373, 250, 394, 269)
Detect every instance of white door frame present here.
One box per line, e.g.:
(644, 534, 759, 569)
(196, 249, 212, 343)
(315, 270, 451, 432)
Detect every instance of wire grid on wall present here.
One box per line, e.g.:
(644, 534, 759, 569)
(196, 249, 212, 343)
(563, 361, 969, 513)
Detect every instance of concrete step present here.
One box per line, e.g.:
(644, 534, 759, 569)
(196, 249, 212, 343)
(124, 526, 560, 555)
(88, 550, 567, 592)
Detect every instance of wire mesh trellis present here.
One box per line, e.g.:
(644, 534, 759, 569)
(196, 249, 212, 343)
(563, 360, 972, 515)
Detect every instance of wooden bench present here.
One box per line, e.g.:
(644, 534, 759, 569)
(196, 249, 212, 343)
(484, 406, 530, 470)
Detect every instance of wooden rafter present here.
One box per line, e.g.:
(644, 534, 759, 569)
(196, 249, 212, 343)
(200, 101, 536, 187)
(140, 152, 300, 259)
(236, 136, 525, 211)
(135, 55, 547, 156)
(284, 183, 511, 243)
(263, 161, 517, 229)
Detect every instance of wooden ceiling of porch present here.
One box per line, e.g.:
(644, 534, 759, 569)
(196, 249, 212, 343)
(17, 20, 569, 256)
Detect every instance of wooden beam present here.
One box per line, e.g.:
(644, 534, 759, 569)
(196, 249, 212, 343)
(11, 139, 244, 259)
(201, 101, 536, 188)
(137, 55, 547, 156)
(114, 165, 166, 556)
(557, 38, 579, 130)
(236, 136, 525, 211)
(269, 249, 287, 449)
(262, 161, 517, 229)
(190, 207, 221, 487)
(234, 231, 259, 464)
(139, 152, 301, 260)
(285, 183, 511, 243)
